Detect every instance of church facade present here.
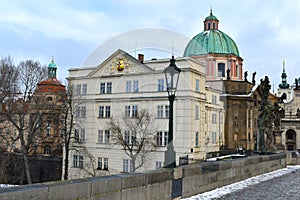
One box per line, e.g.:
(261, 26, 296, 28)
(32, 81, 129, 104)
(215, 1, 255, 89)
(277, 61, 300, 151)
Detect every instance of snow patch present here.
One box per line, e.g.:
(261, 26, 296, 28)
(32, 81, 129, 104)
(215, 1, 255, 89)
(182, 165, 300, 200)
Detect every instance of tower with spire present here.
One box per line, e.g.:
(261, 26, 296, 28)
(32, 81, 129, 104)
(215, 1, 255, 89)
(277, 60, 293, 102)
(279, 60, 290, 89)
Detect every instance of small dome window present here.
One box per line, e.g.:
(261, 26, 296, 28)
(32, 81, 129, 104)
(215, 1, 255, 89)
(47, 96, 53, 101)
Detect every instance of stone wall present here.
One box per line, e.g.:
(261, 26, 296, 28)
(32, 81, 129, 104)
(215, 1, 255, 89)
(0, 153, 286, 200)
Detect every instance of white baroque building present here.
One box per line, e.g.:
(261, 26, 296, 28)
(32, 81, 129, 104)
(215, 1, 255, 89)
(67, 49, 224, 178)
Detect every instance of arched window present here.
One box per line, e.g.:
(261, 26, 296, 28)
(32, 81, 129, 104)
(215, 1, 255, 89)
(218, 63, 225, 77)
(208, 23, 210, 30)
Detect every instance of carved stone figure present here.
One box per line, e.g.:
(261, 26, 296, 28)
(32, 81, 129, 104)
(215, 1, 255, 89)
(226, 68, 231, 80)
(244, 71, 248, 82)
(252, 71, 256, 85)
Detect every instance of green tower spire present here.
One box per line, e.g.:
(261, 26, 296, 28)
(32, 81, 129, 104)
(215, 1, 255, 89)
(278, 60, 290, 89)
(48, 56, 57, 78)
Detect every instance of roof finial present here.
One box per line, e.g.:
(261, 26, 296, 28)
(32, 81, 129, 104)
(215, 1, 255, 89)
(210, 6, 213, 15)
(52, 56, 55, 63)
(283, 59, 285, 72)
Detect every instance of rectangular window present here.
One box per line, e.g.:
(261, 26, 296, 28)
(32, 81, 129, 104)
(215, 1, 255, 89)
(164, 131, 169, 146)
(73, 155, 78, 167)
(98, 157, 108, 170)
(104, 130, 110, 143)
(98, 130, 110, 143)
(155, 161, 163, 169)
(125, 105, 138, 118)
(99, 106, 104, 118)
(73, 155, 83, 168)
(195, 105, 199, 119)
(126, 81, 132, 93)
(156, 131, 163, 146)
(80, 106, 86, 118)
(80, 129, 85, 143)
(158, 79, 164, 91)
(98, 130, 103, 143)
(124, 131, 130, 144)
(125, 105, 131, 117)
(165, 105, 170, 118)
(75, 106, 86, 118)
(76, 85, 81, 95)
(133, 80, 139, 92)
(106, 82, 112, 94)
(157, 105, 164, 118)
(212, 113, 217, 124)
(195, 132, 199, 147)
(103, 157, 108, 170)
(212, 95, 217, 105)
(44, 145, 51, 154)
(98, 106, 111, 118)
(157, 105, 169, 118)
(100, 83, 105, 94)
(123, 159, 133, 172)
(79, 155, 83, 168)
(105, 106, 111, 118)
(132, 105, 138, 117)
(74, 129, 79, 142)
(218, 63, 225, 77)
(212, 132, 217, 144)
(156, 131, 168, 146)
(82, 84, 87, 95)
(196, 79, 200, 92)
(75, 108, 80, 118)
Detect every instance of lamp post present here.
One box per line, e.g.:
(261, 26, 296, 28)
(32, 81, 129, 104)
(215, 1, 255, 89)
(163, 56, 181, 168)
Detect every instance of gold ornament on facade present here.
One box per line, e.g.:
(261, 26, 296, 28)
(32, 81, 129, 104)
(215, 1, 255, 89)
(110, 57, 131, 74)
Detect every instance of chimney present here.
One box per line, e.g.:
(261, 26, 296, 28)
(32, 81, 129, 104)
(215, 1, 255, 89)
(138, 54, 144, 63)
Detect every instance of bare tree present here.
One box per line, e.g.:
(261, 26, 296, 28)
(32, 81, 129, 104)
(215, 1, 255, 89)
(108, 110, 155, 172)
(0, 56, 19, 102)
(59, 82, 75, 180)
(0, 59, 47, 184)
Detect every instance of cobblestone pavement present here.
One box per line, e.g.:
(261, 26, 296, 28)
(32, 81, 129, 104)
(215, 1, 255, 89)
(216, 169, 300, 200)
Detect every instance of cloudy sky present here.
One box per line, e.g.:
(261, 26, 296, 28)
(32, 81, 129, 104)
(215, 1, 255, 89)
(1, 0, 300, 91)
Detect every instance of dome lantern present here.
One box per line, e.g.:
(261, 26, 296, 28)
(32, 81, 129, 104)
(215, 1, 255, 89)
(184, 10, 240, 57)
(48, 56, 57, 78)
(204, 9, 219, 31)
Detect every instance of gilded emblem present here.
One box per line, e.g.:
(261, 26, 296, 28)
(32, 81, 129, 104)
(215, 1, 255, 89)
(110, 57, 131, 74)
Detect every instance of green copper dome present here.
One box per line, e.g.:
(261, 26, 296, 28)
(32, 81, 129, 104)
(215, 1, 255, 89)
(184, 30, 240, 57)
(184, 10, 240, 57)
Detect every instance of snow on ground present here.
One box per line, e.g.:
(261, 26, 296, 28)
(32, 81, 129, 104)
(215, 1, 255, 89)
(0, 184, 16, 188)
(182, 165, 300, 200)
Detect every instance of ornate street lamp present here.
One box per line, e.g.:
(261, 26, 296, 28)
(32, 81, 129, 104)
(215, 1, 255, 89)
(163, 56, 181, 168)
